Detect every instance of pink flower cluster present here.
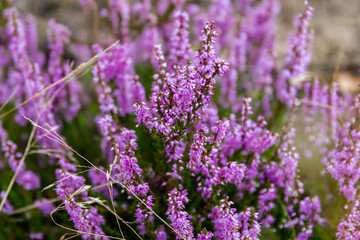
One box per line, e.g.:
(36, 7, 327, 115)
(2, 0, 358, 239)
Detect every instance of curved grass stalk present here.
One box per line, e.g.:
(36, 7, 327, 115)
(24, 116, 186, 240)
(0, 40, 120, 120)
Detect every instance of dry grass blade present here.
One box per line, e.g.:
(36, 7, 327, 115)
(331, 44, 346, 84)
(297, 98, 336, 110)
(24, 116, 186, 239)
(50, 192, 125, 240)
(41, 169, 91, 192)
(107, 170, 125, 239)
(290, 72, 329, 87)
(0, 40, 120, 120)
(8, 182, 110, 216)
(29, 148, 65, 155)
(0, 126, 36, 212)
(60, 233, 80, 240)
(62, 235, 90, 240)
(90, 197, 142, 239)
(8, 197, 60, 216)
(0, 89, 17, 113)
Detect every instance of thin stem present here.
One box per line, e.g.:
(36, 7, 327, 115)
(0, 126, 35, 212)
(0, 40, 120, 120)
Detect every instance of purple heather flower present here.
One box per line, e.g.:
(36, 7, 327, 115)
(220, 69, 239, 110)
(47, 19, 71, 82)
(156, 225, 168, 240)
(168, 11, 192, 69)
(4, 8, 47, 125)
(92, 41, 154, 235)
(222, 98, 278, 156)
(29, 232, 43, 240)
(107, 128, 154, 234)
(131, 0, 151, 21)
(0, 191, 13, 214)
(4, 8, 28, 69)
(258, 185, 277, 227)
(208, 0, 233, 48)
(35, 198, 55, 216)
(210, 202, 241, 240)
(0, 3, 335, 240)
(210, 197, 261, 240)
(89, 167, 118, 199)
(0, 121, 40, 190)
(187, 130, 207, 174)
(329, 82, 339, 140)
(64, 197, 108, 240)
(47, 19, 83, 121)
(113, 153, 143, 186)
(79, 0, 96, 12)
(166, 188, 194, 240)
(276, 0, 314, 104)
(104, 0, 131, 40)
(277, 128, 302, 198)
(24, 15, 42, 64)
(92, 43, 145, 116)
(238, 207, 261, 240)
(337, 200, 360, 240)
(132, 27, 160, 62)
(219, 162, 246, 185)
(135, 195, 155, 235)
(247, 0, 280, 88)
(135, 22, 228, 141)
(17, 170, 41, 190)
(326, 140, 360, 201)
(196, 230, 214, 240)
(56, 165, 108, 240)
(297, 197, 323, 240)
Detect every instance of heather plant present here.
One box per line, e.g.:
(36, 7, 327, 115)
(0, 0, 359, 239)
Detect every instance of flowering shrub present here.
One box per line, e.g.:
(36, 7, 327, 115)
(0, 0, 359, 239)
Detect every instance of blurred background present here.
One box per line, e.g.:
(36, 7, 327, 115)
(12, 0, 360, 93)
(5, 0, 359, 238)
(281, 0, 360, 93)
